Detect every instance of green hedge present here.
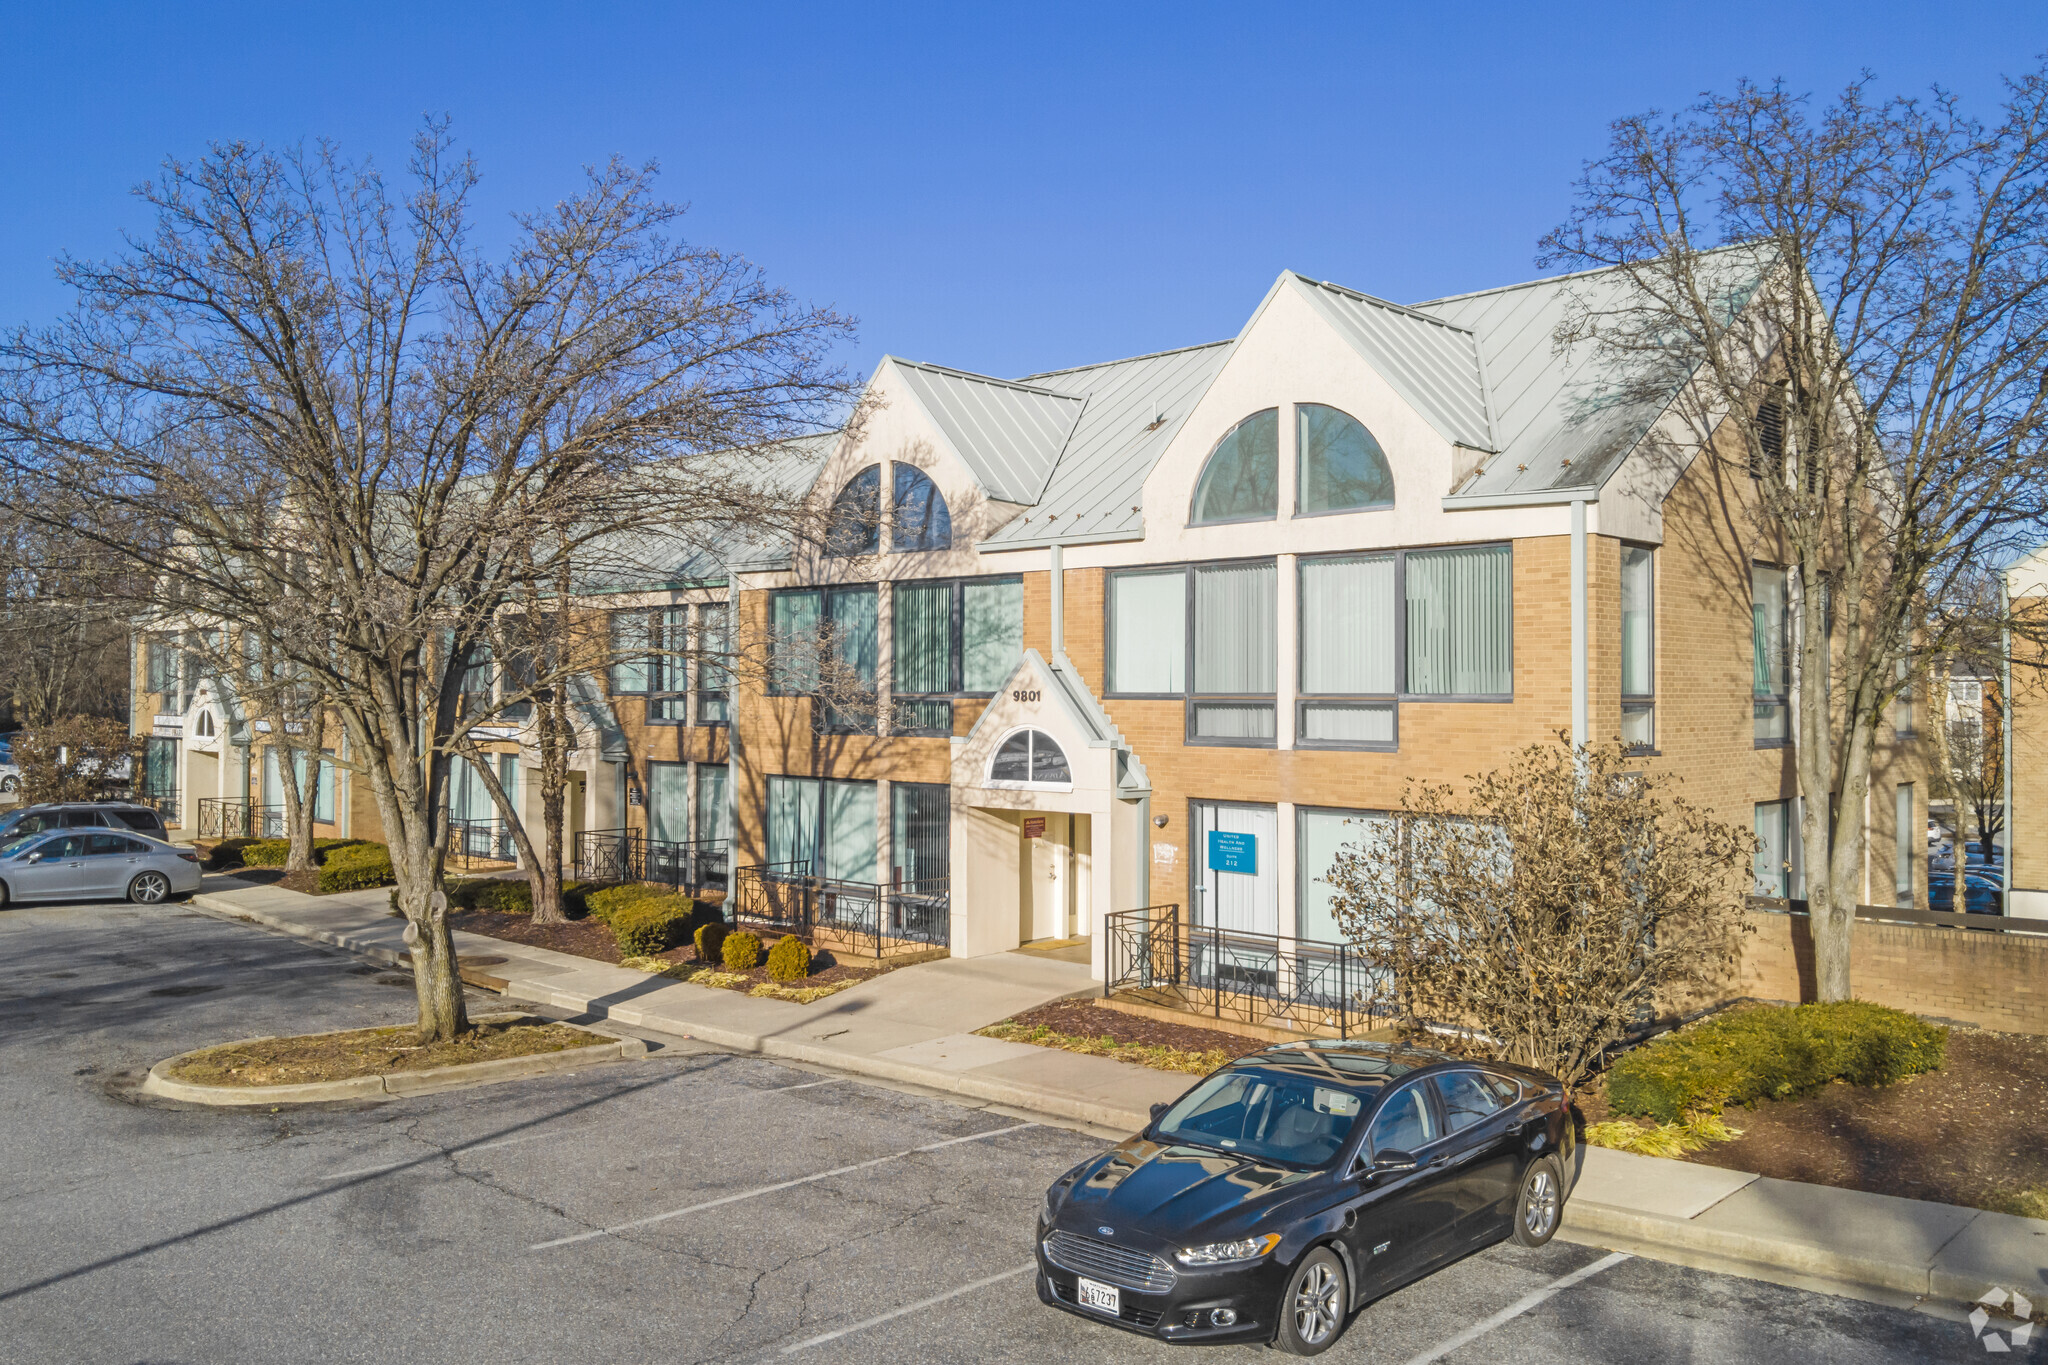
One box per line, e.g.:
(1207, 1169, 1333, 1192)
(240, 837, 363, 868)
(722, 929, 763, 972)
(586, 882, 669, 925)
(205, 838, 261, 870)
(1607, 1001, 1948, 1124)
(316, 842, 396, 894)
(443, 877, 593, 917)
(612, 893, 697, 957)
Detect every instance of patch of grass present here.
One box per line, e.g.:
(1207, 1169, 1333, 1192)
(748, 979, 857, 1004)
(1608, 1001, 1948, 1124)
(1584, 1114, 1745, 1157)
(1991, 1185, 2048, 1221)
(163, 1019, 608, 1086)
(975, 1020, 1239, 1076)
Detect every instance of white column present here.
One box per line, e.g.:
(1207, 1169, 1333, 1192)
(1276, 553, 1297, 750)
(1276, 800, 1297, 938)
(1570, 500, 1588, 747)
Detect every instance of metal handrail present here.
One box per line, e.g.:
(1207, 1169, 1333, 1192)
(196, 798, 285, 840)
(572, 828, 730, 894)
(1102, 903, 1385, 1039)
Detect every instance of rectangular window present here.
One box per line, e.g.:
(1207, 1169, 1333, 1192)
(1404, 544, 1512, 696)
(887, 575, 1024, 736)
(1753, 565, 1789, 744)
(1297, 554, 1396, 748)
(1296, 807, 1393, 943)
(1106, 569, 1186, 694)
(765, 774, 876, 880)
(1893, 658, 1914, 736)
(1620, 545, 1654, 750)
(695, 604, 729, 725)
(694, 763, 728, 844)
(1894, 784, 1914, 908)
(893, 581, 952, 694)
(891, 782, 950, 886)
(145, 636, 180, 702)
(769, 585, 877, 727)
(960, 579, 1024, 691)
(1191, 560, 1277, 742)
(648, 760, 689, 845)
(608, 611, 653, 694)
(141, 736, 179, 800)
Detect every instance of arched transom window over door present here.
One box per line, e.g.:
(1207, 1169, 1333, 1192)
(988, 729, 1071, 787)
(1189, 409, 1278, 525)
(1296, 404, 1394, 514)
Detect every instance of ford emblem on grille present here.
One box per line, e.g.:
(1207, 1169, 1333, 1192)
(1098, 1226, 1114, 1236)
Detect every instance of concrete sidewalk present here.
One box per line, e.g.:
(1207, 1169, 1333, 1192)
(186, 875, 2046, 1311)
(187, 876, 1193, 1131)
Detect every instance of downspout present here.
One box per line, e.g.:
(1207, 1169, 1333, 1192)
(1049, 542, 1065, 663)
(1571, 500, 1589, 749)
(2003, 570, 2014, 906)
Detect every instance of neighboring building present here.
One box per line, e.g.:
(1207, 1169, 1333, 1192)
(132, 260, 1934, 970)
(2003, 549, 2048, 918)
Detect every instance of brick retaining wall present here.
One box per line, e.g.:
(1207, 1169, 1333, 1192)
(1740, 910, 2048, 1034)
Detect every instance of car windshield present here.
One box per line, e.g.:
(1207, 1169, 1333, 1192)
(0, 833, 50, 859)
(1154, 1067, 1365, 1167)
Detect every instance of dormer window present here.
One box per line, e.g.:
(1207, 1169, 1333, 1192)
(1296, 404, 1394, 515)
(987, 728, 1071, 788)
(1189, 410, 1278, 525)
(891, 464, 952, 552)
(826, 466, 882, 556)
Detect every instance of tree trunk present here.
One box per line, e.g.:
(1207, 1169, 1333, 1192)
(532, 687, 571, 924)
(284, 748, 320, 872)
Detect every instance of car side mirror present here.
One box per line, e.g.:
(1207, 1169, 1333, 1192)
(24, 852, 41, 864)
(1370, 1149, 1419, 1175)
(1150, 1103, 1170, 1122)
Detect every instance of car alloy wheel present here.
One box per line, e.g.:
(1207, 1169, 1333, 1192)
(129, 872, 170, 905)
(1274, 1246, 1345, 1355)
(1513, 1155, 1564, 1247)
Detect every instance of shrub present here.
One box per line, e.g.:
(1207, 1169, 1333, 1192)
(766, 936, 812, 982)
(1606, 1001, 1948, 1124)
(611, 893, 695, 957)
(722, 929, 763, 972)
(239, 838, 292, 867)
(694, 920, 729, 964)
(586, 882, 668, 925)
(316, 842, 396, 893)
(206, 837, 260, 870)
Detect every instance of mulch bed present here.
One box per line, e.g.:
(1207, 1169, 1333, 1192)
(445, 910, 879, 989)
(1581, 1029, 2048, 1214)
(1003, 1001, 1271, 1060)
(162, 1018, 608, 1087)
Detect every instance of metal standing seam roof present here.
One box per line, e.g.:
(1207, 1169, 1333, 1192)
(1286, 275, 1495, 452)
(888, 358, 1087, 506)
(981, 340, 1236, 547)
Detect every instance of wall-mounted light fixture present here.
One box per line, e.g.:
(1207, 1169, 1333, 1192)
(1153, 814, 1169, 829)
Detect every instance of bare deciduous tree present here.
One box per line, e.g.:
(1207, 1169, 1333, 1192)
(1540, 69, 2048, 998)
(0, 127, 853, 1041)
(1326, 740, 1755, 1093)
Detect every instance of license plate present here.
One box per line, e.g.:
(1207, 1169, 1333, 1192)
(1076, 1277, 1120, 1316)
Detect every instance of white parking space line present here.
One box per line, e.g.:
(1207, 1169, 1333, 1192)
(528, 1121, 1037, 1251)
(778, 1262, 1038, 1354)
(1401, 1251, 1631, 1365)
(321, 1161, 408, 1181)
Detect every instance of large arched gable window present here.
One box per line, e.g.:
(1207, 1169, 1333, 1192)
(1189, 409, 1278, 525)
(987, 728, 1071, 787)
(1296, 404, 1395, 515)
(891, 464, 952, 552)
(826, 466, 881, 556)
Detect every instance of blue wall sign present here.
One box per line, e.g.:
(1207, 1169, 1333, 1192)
(1207, 830, 1257, 875)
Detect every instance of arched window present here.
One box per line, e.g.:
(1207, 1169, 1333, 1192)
(1189, 409, 1278, 525)
(195, 710, 215, 738)
(988, 728, 1071, 786)
(1296, 404, 1395, 514)
(891, 464, 952, 552)
(826, 466, 881, 556)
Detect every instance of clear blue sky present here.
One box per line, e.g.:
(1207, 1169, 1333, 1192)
(3, 3, 2042, 381)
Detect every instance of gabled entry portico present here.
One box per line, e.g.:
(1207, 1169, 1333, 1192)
(949, 650, 1151, 978)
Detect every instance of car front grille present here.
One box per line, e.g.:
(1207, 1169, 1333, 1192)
(1043, 1230, 1177, 1294)
(1050, 1276, 1165, 1326)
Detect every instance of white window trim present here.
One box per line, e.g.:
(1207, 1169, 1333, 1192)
(982, 725, 1075, 793)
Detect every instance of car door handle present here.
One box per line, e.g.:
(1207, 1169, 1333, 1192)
(1427, 1154, 1450, 1169)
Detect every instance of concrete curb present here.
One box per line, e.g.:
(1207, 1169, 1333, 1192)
(1561, 1199, 1936, 1298)
(190, 890, 1169, 1133)
(139, 1010, 647, 1107)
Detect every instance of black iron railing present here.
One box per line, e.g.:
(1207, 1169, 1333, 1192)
(447, 816, 519, 868)
(196, 798, 285, 840)
(730, 862, 950, 957)
(135, 787, 181, 825)
(1102, 904, 1385, 1038)
(572, 828, 730, 894)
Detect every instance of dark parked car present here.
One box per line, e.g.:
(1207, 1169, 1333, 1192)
(0, 802, 169, 843)
(1036, 1040, 1575, 1355)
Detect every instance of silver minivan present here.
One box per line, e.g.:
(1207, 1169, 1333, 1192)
(0, 829, 202, 905)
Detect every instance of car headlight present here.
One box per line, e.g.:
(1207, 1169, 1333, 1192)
(1041, 1186, 1061, 1226)
(1174, 1233, 1281, 1266)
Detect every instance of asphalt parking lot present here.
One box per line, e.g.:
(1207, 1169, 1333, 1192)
(0, 901, 1998, 1363)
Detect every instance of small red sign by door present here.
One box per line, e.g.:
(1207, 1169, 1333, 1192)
(1022, 817, 1046, 839)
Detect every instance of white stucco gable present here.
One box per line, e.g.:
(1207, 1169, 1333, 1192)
(952, 649, 1148, 802)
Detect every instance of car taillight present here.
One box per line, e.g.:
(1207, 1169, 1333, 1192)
(177, 851, 199, 863)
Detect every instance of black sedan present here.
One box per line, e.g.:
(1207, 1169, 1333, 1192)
(1035, 1039, 1576, 1355)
